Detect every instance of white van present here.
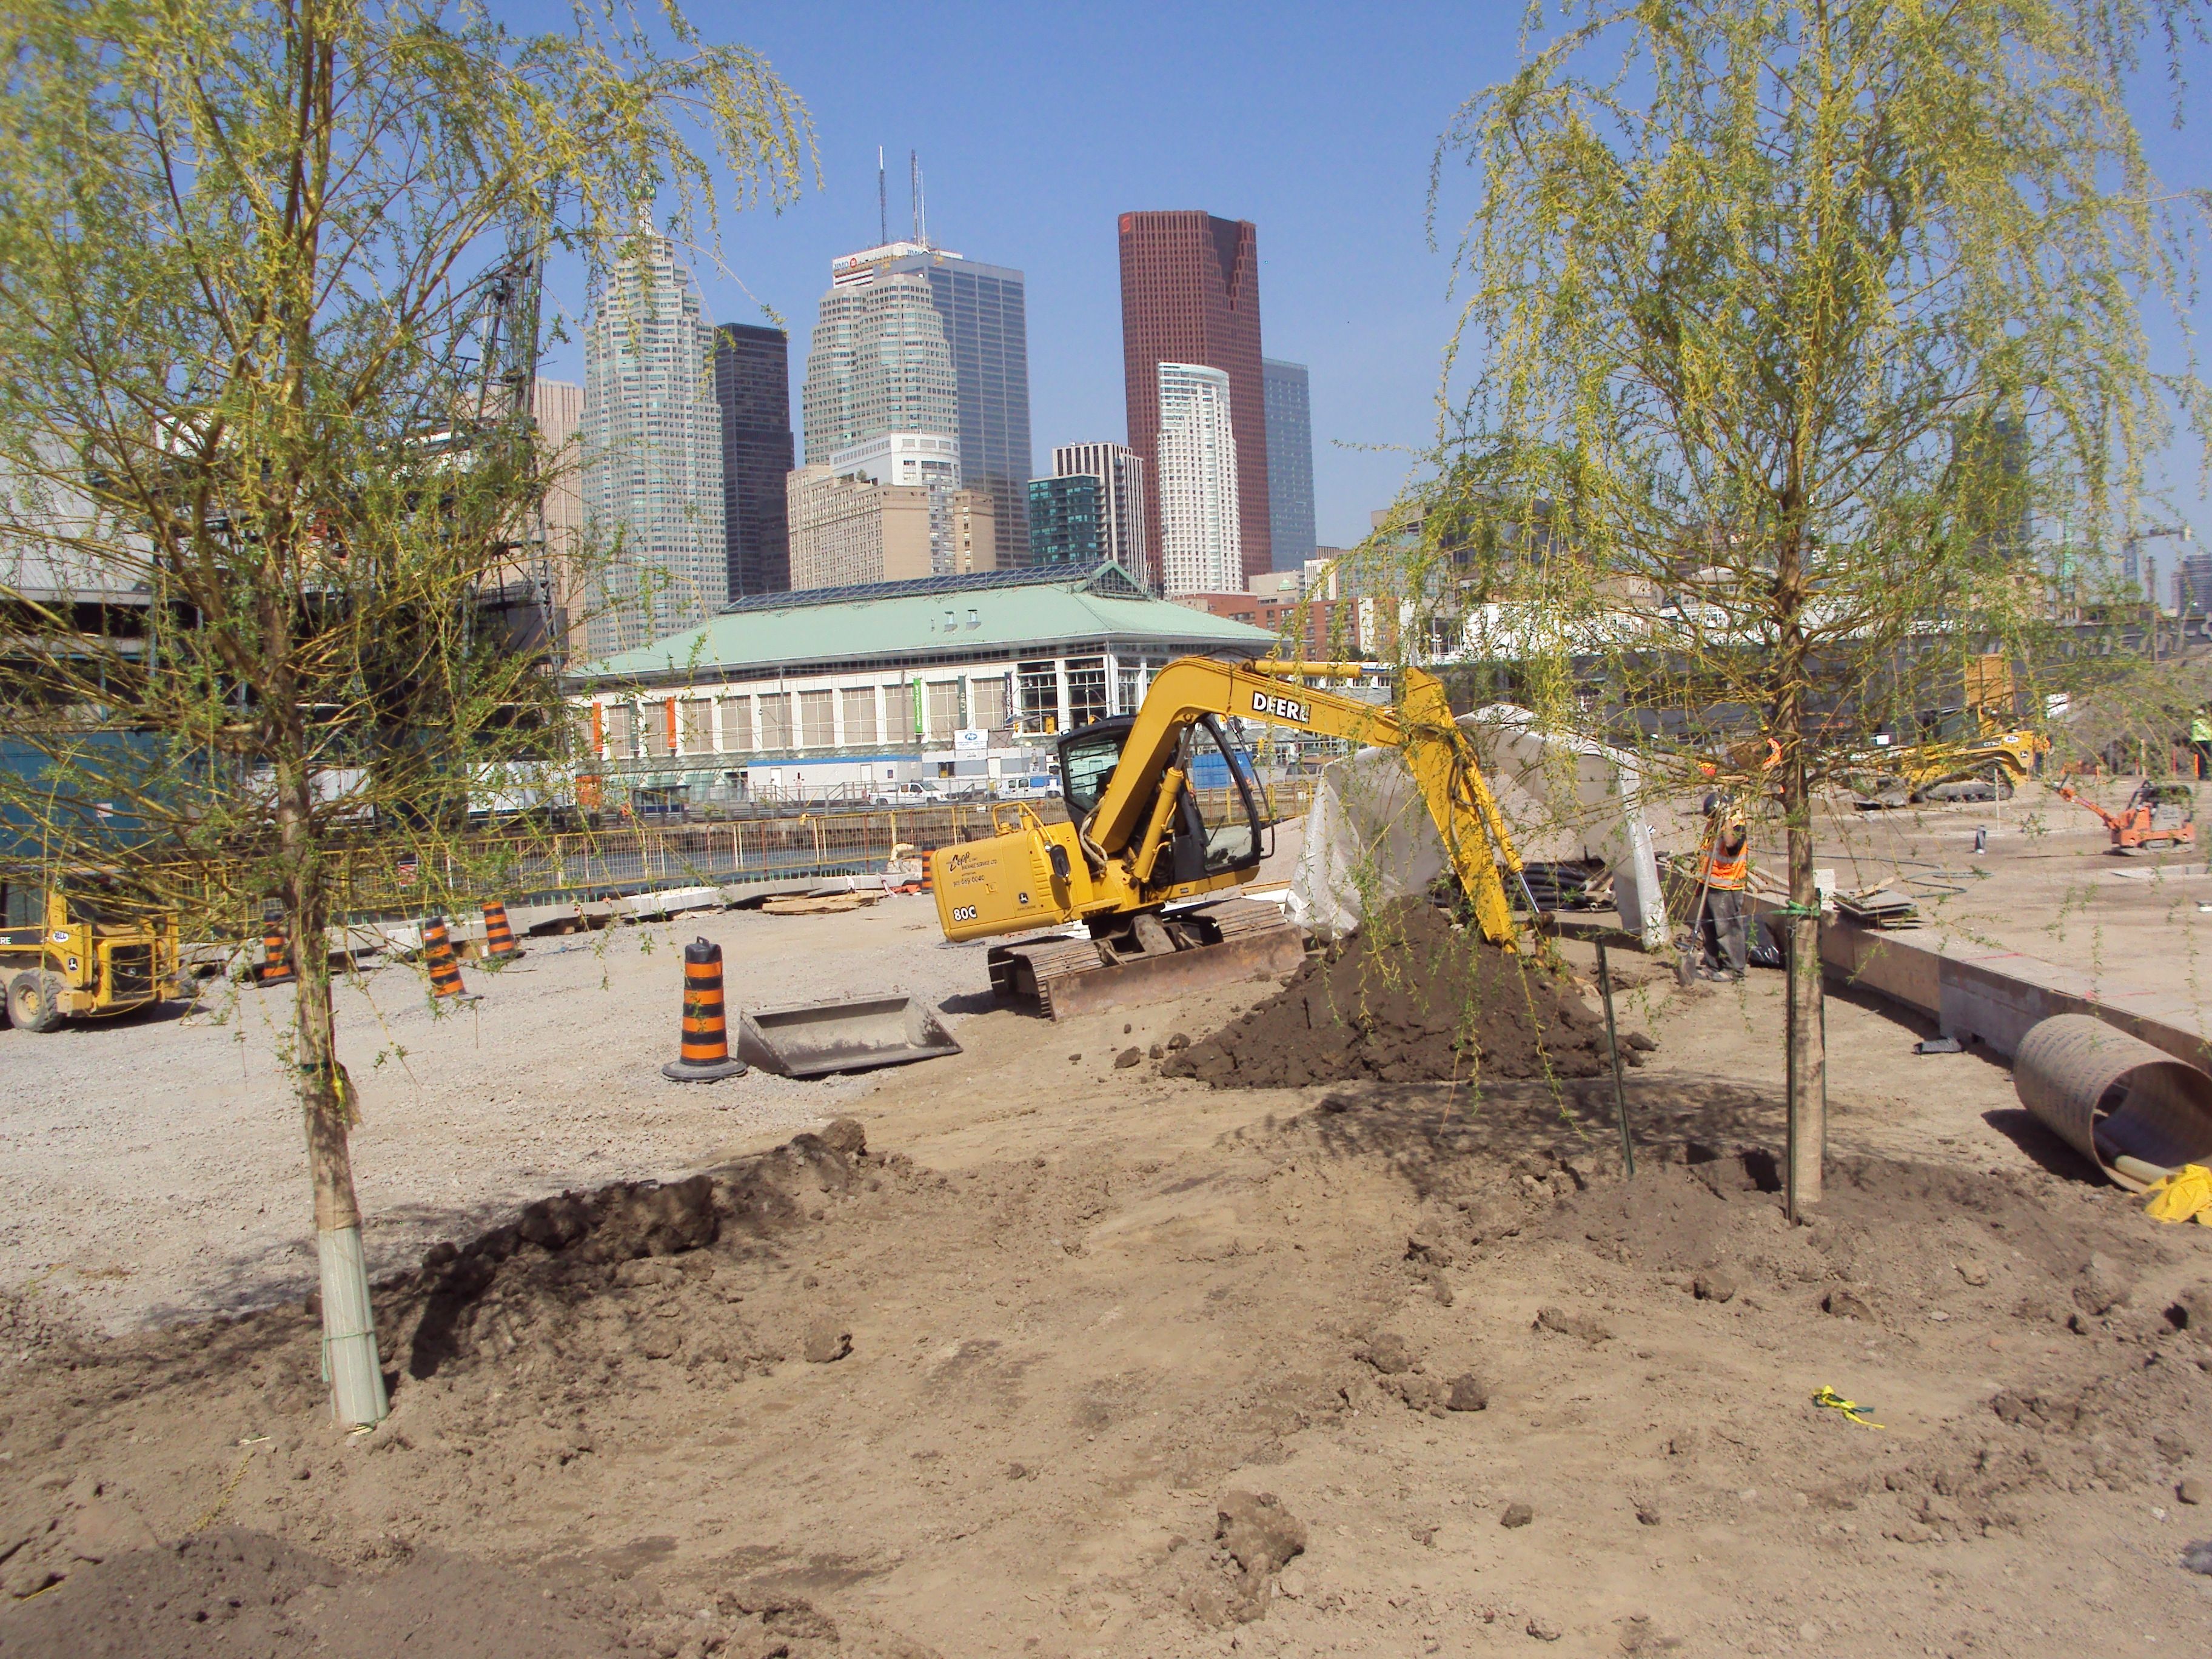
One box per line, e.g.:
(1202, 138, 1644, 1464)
(868, 779, 948, 806)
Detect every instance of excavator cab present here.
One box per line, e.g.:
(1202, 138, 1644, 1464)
(1057, 712, 1263, 887)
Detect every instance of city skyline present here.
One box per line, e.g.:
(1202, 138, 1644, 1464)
(520, 3, 2211, 555)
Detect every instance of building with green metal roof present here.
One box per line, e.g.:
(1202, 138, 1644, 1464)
(567, 562, 1282, 808)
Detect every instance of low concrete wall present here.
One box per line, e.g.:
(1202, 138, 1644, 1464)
(1820, 917, 2212, 1071)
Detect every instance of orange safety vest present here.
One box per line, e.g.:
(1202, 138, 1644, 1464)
(1701, 831, 1749, 890)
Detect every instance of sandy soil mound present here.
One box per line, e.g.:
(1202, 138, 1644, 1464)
(1163, 899, 1608, 1087)
(0, 1527, 645, 1659)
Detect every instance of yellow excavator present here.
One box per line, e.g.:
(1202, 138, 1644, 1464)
(933, 657, 1529, 1018)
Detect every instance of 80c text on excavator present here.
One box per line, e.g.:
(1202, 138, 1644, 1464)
(932, 657, 1528, 1019)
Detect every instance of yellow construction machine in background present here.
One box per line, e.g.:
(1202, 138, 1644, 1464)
(1850, 720, 2045, 808)
(934, 657, 1528, 1018)
(1849, 654, 2047, 808)
(1, 873, 182, 1033)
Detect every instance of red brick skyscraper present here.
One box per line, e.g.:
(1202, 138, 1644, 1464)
(1118, 212, 1270, 588)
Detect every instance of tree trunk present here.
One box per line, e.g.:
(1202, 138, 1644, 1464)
(1784, 812, 1827, 1215)
(1775, 522, 1826, 1216)
(285, 831, 388, 1424)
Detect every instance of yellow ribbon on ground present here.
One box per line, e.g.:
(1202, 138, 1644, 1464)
(1811, 1386, 1883, 1428)
(2142, 1164, 2212, 1225)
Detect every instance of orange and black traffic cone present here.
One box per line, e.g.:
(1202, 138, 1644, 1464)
(421, 916, 477, 1002)
(256, 908, 297, 987)
(662, 937, 747, 1082)
(481, 899, 523, 961)
(918, 851, 934, 896)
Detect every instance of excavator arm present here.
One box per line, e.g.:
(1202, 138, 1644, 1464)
(1079, 658, 1526, 947)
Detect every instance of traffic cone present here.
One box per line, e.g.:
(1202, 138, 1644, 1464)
(256, 908, 297, 987)
(662, 937, 746, 1082)
(481, 900, 523, 961)
(420, 916, 475, 1002)
(918, 851, 934, 897)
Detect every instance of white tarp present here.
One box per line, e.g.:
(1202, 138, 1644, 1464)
(1289, 704, 1667, 948)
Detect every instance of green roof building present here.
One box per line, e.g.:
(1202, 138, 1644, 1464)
(568, 561, 1279, 805)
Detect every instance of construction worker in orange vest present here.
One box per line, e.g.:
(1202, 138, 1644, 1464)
(1698, 794, 1752, 980)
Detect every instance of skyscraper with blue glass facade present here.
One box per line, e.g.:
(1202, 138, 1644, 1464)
(1027, 474, 1104, 566)
(1262, 358, 1316, 570)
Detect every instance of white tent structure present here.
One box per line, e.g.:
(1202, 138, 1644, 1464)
(1289, 703, 1667, 950)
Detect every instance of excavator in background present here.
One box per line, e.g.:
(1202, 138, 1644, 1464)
(1850, 653, 2048, 807)
(1850, 720, 2046, 807)
(933, 657, 1529, 1018)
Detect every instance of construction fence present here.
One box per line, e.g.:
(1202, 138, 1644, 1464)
(173, 780, 1320, 932)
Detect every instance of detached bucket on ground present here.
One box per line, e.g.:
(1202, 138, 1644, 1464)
(2013, 1013, 2212, 1190)
(736, 995, 961, 1079)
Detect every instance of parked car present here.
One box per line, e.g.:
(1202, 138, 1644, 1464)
(868, 780, 948, 806)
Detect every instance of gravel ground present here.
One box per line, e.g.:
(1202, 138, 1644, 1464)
(0, 894, 990, 1333)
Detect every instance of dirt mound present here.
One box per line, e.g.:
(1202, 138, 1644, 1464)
(384, 1119, 885, 1386)
(0, 1527, 630, 1659)
(1162, 900, 1607, 1088)
(0, 1524, 852, 1659)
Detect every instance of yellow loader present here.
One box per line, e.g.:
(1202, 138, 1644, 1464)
(2, 873, 182, 1033)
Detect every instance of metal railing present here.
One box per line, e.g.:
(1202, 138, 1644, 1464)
(152, 777, 1321, 936)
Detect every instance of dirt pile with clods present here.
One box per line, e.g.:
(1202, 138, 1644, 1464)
(0, 1525, 839, 1659)
(0, 1119, 911, 1633)
(1162, 899, 1610, 1088)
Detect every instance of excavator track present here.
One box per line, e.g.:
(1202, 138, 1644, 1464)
(987, 899, 1306, 1021)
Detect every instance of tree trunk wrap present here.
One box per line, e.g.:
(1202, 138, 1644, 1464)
(285, 840, 387, 1422)
(316, 1224, 389, 1426)
(1771, 545, 1826, 1212)
(1785, 814, 1828, 1210)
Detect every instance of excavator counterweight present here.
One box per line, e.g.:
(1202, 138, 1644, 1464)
(933, 657, 1528, 1018)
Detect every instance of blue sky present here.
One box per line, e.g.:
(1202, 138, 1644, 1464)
(527, 1, 2211, 560)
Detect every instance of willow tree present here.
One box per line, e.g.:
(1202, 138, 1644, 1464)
(0, 0, 810, 1423)
(1412, 0, 2205, 1207)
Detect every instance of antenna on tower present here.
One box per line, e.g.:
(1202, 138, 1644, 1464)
(910, 150, 927, 249)
(877, 146, 886, 246)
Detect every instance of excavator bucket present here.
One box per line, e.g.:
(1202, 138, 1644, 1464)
(736, 994, 962, 1078)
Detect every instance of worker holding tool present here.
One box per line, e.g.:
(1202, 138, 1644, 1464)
(1697, 795, 1752, 980)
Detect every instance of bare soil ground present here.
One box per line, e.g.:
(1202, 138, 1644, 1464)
(0, 900, 989, 1332)
(6, 917, 2212, 1658)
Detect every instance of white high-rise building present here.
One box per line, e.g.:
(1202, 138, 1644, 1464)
(832, 238, 1034, 563)
(829, 431, 963, 575)
(1051, 441, 1150, 578)
(801, 271, 957, 461)
(1154, 363, 1241, 595)
(582, 233, 726, 659)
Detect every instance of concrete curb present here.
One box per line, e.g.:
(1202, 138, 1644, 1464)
(1820, 916, 2212, 1070)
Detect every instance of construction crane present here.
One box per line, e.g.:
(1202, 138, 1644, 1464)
(420, 211, 561, 672)
(933, 657, 1530, 1018)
